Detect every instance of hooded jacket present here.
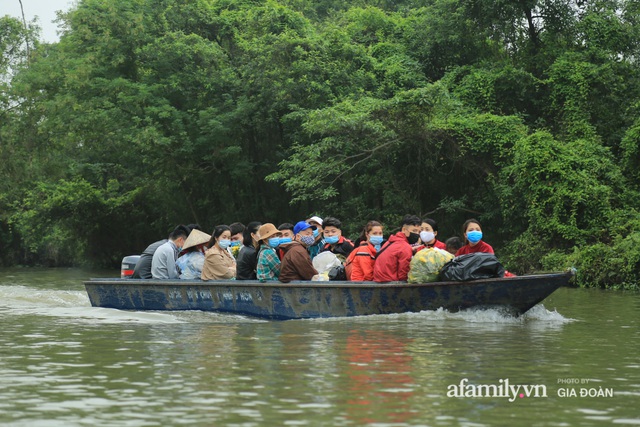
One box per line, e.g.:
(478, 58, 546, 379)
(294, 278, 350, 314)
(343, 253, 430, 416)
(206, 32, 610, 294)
(320, 236, 355, 259)
(372, 232, 413, 282)
(279, 241, 318, 283)
(347, 241, 377, 281)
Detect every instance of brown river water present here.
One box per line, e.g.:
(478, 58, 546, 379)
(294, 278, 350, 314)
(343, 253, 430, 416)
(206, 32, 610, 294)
(0, 268, 638, 426)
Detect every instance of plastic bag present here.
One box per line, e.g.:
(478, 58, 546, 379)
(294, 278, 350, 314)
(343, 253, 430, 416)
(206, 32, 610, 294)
(408, 248, 454, 283)
(312, 252, 342, 274)
(439, 253, 505, 281)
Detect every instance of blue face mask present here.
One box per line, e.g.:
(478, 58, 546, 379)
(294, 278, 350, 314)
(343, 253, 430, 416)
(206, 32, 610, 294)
(467, 230, 483, 244)
(299, 235, 315, 246)
(324, 235, 339, 245)
(312, 228, 319, 238)
(218, 239, 232, 249)
(369, 235, 383, 246)
(268, 237, 280, 248)
(279, 237, 292, 245)
(230, 240, 241, 247)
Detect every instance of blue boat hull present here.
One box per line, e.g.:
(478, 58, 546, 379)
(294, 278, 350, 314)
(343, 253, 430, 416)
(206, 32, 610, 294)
(84, 272, 571, 320)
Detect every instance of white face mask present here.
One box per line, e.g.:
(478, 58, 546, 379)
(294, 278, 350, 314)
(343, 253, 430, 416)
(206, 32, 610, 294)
(420, 231, 435, 244)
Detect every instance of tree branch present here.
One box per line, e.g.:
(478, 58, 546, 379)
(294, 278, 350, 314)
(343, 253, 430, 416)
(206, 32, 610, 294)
(18, 0, 31, 64)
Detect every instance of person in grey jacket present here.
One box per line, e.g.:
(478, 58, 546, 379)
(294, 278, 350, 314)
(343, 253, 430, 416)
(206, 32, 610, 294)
(150, 225, 190, 279)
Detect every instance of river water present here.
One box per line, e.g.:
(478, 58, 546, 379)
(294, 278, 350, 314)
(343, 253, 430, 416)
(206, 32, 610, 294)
(0, 268, 638, 426)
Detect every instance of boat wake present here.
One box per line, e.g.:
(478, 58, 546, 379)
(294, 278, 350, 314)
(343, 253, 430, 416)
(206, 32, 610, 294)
(0, 284, 264, 324)
(309, 304, 573, 325)
(411, 304, 573, 324)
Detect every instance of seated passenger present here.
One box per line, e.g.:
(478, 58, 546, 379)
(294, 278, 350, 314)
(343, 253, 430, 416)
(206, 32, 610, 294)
(306, 215, 324, 260)
(277, 222, 295, 259)
(228, 222, 245, 258)
(133, 224, 190, 279)
(133, 239, 167, 279)
(279, 221, 318, 283)
(176, 229, 211, 279)
(373, 215, 422, 282)
(202, 225, 236, 280)
(418, 218, 447, 251)
(151, 225, 190, 279)
(347, 221, 384, 281)
(445, 236, 464, 255)
(256, 223, 282, 282)
(278, 223, 295, 242)
(236, 221, 261, 280)
(319, 217, 354, 261)
(455, 219, 494, 256)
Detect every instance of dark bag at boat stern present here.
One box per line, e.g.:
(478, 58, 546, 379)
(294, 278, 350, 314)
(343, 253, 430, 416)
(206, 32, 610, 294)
(439, 253, 506, 281)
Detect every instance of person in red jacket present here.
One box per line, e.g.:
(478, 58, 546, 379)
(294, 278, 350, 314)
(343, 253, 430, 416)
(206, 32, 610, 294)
(347, 220, 384, 281)
(414, 218, 447, 252)
(373, 215, 422, 282)
(455, 218, 494, 256)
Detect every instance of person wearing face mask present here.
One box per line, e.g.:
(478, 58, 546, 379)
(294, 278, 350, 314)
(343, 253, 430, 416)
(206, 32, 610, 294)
(455, 218, 494, 256)
(228, 222, 245, 259)
(277, 223, 295, 259)
(305, 216, 324, 260)
(346, 220, 384, 281)
(176, 229, 211, 279)
(373, 215, 422, 282)
(256, 223, 282, 282)
(202, 225, 237, 280)
(319, 217, 354, 261)
(415, 218, 447, 252)
(236, 221, 262, 280)
(279, 221, 319, 283)
(150, 225, 190, 279)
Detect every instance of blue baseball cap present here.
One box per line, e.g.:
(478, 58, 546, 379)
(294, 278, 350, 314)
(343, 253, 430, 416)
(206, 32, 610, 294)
(293, 221, 312, 235)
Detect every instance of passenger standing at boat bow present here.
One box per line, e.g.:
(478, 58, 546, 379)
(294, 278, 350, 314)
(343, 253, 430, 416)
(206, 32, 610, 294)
(347, 221, 384, 281)
(176, 229, 211, 279)
(202, 225, 237, 280)
(279, 221, 318, 283)
(373, 215, 422, 282)
(256, 223, 282, 282)
(455, 218, 494, 256)
(151, 225, 190, 279)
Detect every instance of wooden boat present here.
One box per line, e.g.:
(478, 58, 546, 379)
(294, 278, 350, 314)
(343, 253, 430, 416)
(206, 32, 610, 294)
(84, 271, 572, 320)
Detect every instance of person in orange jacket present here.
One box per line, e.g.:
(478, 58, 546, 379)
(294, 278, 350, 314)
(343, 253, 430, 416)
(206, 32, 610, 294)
(347, 221, 384, 281)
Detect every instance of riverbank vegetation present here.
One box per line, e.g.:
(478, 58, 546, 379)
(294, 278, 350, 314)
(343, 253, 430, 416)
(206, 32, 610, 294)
(2, 0, 640, 289)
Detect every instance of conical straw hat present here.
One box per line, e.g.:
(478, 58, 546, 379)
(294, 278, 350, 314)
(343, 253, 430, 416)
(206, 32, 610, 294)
(182, 229, 212, 250)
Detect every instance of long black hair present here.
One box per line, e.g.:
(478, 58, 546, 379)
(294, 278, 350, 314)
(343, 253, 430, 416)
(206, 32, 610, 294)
(354, 220, 383, 247)
(243, 221, 262, 248)
(208, 225, 231, 248)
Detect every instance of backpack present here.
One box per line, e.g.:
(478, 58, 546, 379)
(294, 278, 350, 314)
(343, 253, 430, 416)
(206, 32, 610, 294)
(343, 249, 358, 280)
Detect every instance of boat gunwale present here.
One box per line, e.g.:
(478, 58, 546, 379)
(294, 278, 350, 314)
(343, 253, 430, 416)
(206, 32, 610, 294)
(85, 271, 572, 289)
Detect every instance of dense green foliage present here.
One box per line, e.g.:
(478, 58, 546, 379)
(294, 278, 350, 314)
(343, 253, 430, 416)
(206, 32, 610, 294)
(2, 0, 640, 288)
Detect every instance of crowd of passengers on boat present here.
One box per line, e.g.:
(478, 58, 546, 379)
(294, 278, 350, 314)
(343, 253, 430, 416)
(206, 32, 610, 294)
(130, 214, 498, 283)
